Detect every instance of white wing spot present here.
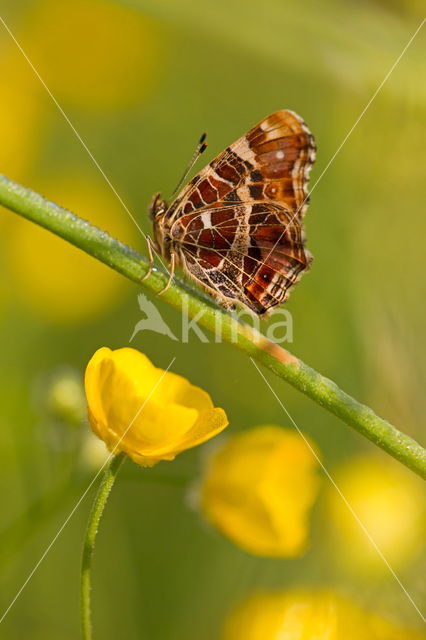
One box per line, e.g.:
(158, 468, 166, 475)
(276, 150, 285, 160)
(201, 211, 212, 228)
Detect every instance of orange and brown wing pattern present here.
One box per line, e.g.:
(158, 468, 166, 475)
(231, 109, 316, 218)
(156, 110, 315, 314)
(167, 110, 315, 221)
(173, 202, 311, 314)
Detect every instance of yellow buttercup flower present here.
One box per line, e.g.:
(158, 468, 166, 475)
(223, 590, 425, 640)
(200, 425, 320, 557)
(327, 455, 425, 575)
(85, 348, 228, 467)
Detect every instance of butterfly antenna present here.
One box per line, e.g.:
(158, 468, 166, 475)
(168, 132, 208, 202)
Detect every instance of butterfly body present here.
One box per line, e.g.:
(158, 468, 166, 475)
(149, 110, 316, 315)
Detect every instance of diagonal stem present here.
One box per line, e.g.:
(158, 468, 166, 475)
(0, 174, 425, 479)
(81, 452, 126, 640)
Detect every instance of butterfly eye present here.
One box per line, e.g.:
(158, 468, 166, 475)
(148, 193, 167, 220)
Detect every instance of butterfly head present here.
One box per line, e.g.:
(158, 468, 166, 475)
(148, 192, 172, 260)
(148, 192, 168, 221)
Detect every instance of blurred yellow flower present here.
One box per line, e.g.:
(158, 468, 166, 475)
(6, 174, 134, 323)
(200, 425, 320, 557)
(85, 347, 229, 467)
(43, 366, 86, 425)
(0, 44, 44, 180)
(22, 0, 164, 109)
(327, 455, 425, 575)
(223, 590, 425, 640)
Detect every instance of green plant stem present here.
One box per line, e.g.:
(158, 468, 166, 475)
(81, 453, 126, 640)
(0, 174, 425, 479)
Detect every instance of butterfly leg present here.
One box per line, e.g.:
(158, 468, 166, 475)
(141, 235, 157, 281)
(214, 293, 236, 313)
(157, 253, 175, 295)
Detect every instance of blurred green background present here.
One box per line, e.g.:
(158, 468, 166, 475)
(0, 0, 425, 638)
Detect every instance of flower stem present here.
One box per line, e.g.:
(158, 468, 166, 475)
(0, 174, 425, 479)
(81, 452, 126, 640)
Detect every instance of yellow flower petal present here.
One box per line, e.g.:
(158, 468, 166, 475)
(84, 347, 228, 466)
(84, 347, 113, 427)
(223, 590, 425, 640)
(201, 425, 320, 557)
(327, 455, 425, 575)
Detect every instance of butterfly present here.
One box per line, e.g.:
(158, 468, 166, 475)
(147, 110, 316, 315)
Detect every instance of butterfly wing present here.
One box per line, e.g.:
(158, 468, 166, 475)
(167, 110, 315, 314)
(174, 202, 311, 314)
(167, 109, 315, 222)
